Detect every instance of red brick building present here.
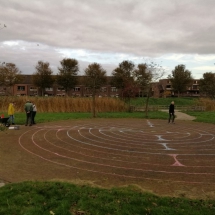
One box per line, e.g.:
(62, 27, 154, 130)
(0, 75, 201, 98)
(5, 75, 121, 98)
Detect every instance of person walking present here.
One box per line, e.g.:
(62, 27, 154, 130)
(7, 102, 15, 125)
(168, 101, 175, 124)
(31, 102, 37, 125)
(24, 100, 33, 126)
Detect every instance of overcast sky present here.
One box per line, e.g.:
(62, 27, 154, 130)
(1, 0, 215, 79)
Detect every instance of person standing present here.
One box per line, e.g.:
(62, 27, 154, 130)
(8, 102, 15, 125)
(168, 101, 175, 123)
(24, 100, 33, 126)
(31, 102, 37, 125)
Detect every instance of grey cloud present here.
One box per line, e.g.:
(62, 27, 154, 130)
(1, 0, 215, 75)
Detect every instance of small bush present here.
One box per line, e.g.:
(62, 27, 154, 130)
(0, 123, 8, 132)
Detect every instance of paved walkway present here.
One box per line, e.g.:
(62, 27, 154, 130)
(161, 110, 196, 121)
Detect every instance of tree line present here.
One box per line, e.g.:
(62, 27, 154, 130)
(1, 59, 215, 100)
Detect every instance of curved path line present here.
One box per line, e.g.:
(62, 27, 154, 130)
(16, 120, 215, 185)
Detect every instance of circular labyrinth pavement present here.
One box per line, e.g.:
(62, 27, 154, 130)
(18, 119, 215, 185)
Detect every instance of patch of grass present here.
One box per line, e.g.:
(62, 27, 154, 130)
(130, 97, 197, 106)
(186, 111, 215, 124)
(0, 181, 215, 215)
(0, 111, 169, 125)
(1, 108, 214, 126)
(97, 111, 168, 119)
(0, 123, 8, 132)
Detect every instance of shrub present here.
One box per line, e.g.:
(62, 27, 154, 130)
(194, 98, 215, 111)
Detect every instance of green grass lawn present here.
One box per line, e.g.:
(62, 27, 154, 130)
(186, 111, 215, 124)
(1, 111, 169, 125)
(2, 110, 215, 125)
(0, 181, 215, 215)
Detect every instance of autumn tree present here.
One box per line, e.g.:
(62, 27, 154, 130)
(168, 64, 193, 97)
(122, 79, 139, 107)
(111, 60, 135, 99)
(33, 61, 55, 96)
(199, 72, 215, 99)
(0, 63, 23, 94)
(56, 58, 79, 95)
(84, 63, 107, 117)
(0, 64, 7, 86)
(133, 63, 152, 94)
(122, 79, 139, 101)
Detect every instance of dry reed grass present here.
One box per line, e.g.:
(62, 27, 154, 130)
(194, 98, 215, 111)
(0, 96, 127, 113)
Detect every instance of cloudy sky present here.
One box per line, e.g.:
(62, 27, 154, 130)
(1, 0, 215, 78)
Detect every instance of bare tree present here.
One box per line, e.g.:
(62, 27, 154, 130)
(121, 79, 139, 110)
(84, 63, 107, 118)
(133, 61, 164, 117)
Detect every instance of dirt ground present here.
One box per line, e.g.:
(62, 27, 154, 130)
(1, 116, 215, 199)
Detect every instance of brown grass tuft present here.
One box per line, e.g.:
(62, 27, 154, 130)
(0, 96, 127, 113)
(194, 98, 215, 111)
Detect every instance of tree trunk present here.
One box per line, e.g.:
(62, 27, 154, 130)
(127, 93, 130, 112)
(92, 89, 96, 118)
(145, 92, 150, 118)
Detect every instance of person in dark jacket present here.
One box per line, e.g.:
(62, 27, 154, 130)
(168, 101, 175, 123)
(24, 100, 33, 126)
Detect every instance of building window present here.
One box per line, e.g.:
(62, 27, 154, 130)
(111, 87, 118, 92)
(85, 87, 90, 92)
(192, 85, 198, 90)
(74, 87, 80, 91)
(30, 87, 38, 91)
(17, 86, 25, 91)
(45, 87, 53, 91)
(101, 87, 107, 92)
(57, 87, 65, 91)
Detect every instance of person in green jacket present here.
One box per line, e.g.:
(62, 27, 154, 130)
(8, 102, 15, 125)
(24, 100, 33, 126)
